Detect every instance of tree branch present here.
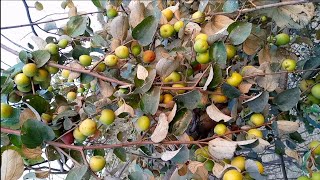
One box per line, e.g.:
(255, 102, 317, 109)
(22, 0, 38, 36)
(1, 34, 29, 51)
(1, 43, 19, 55)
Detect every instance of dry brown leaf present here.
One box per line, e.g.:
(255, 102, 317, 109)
(258, 46, 271, 65)
(20, 108, 38, 126)
(35, 171, 50, 179)
(110, 15, 129, 42)
(184, 22, 201, 36)
(277, 121, 299, 136)
(251, 138, 270, 153)
(243, 28, 267, 55)
(68, 62, 84, 80)
(212, 163, 238, 178)
(115, 103, 135, 117)
(22, 145, 42, 159)
(238, 82, 253, 94)
(128, 1, 145, 28)
(178, 163, 188, 176)
(256, 62, 280, 92)
(111, 38, 121, 51)
(188, 161, 208, 180)
(1, 150, 24, 180)
(203, 65, 214, 91)
(98, 79, 114, 98)
(156, 58, 180, 78)
(285, 149, 300, 162)
(167, 103, 177, 123)
(137, 64, 149, 80)
(206, 104, 232, 122)
(150, 113, 169, 143)
(202, 15, 234, 36)
(68, 6, 77, 17)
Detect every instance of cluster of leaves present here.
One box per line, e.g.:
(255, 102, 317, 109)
(1, 0, 320, 179)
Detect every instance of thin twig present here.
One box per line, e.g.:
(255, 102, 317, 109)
(1, 43, 19, 55)
(1, 34, 29, 51)
(34, 12, 68, 22)
(22, 0, 38, 36)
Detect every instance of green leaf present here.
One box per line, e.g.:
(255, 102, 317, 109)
(132, 16, 158, 46)
(245, 159, 267, 180)
(1, 76, 14, 94)
(244, 91, 269, 113)
(80, 74, 94, 84)
(93, 149, 105, 157)
(44, 22, 57, 31)
(140, 87, 160, 115)
(170, 108, 192, 136)
(275, 139, 285, 155)
(19, 50, 29, 64)
(8, 134, 22, 148)
(171, 146, 189, 164)
(209, 41, 227, 68)
(134, 69, 156, 94)
(21, 119, 55, 149)
(5, 62, 24, 77)
(24, 156, 46, 166)
(66, 165, 90, 180)
(66, 16, 88, 38)
(302, 57, 320, 79)
(31, 50, 51, 68)
(208, 64, 223, 89)
(273, 87, 301, 111)
(114, 147, 126, 162)
(22, 95, 50, 115)
(227, 22, 252, 45)
(91, 34, 108, 47)
(72, 45, 90, 60)
(52, 110, 78, 121)
(174, 90, 202, 110)
(223, 0, 239, 13)
(289, 132, 305, 143)
(221, 83, 241, 99)
(1, 108, 20, 129)
(45, 145, 61, 161)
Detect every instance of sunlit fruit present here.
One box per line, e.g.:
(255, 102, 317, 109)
(307, 94, 320, 105)
(8, 91, 21, 103)
(247, 129, 263, 139)
(61, 131, 74, 145)
(22, 63, 38, 77)
(89, 156, 106, 172)
(275, 33, 290, 46)
(214, 123, 227, 135)
(192, 11, 205, 23)
(163, 71, 181, 82)
(67, 91, 77, 101)
(79, 55, 92, 67)
(17, 85, 31, 92)
(94, 63, 106, 72)
(250, 113, 265, 126)
(172, 83, 186, 94)
(204, 160, 214, 172)
(211, 88, 227, 103)
(99, 109, 116, 125)
(107, 8, 118, 18)
(297, 176, 310, 180)
(45, 43, 59, 55)
(45, 64, 59, 74)
(160, 24, 175, 38)
(194, 39, 209, 53)
(41, 113, 52, 123)
(115, 46, 129, 59)
(79, 118, 97, 136)
(14, 73, 30, 87)
(226, 72, 243, 87)
(223, 169, 243, 180)
(162, 9, 174, 21)
(260, 16, 267, 22)
(196, 51, 210, 64)
(33, 68, 49, 82)
(311, 172, 320, 180)
(61, 69, 70, 79)
(231, 156, 246, 171)
(58, 39, 68, 49)
(174, 21, 184, 32)
(143, 50, 156, 63)
(255, 161, 264, 174)
(163, 93, 173, 104)
(104, 55, 118, 67)
(195, 33, 208, 41)
(226, 44, 237, 60)
(299, 79, 315, 92)
(308, 140, 320, 155)
(1, 103, 13, 118)
(311, 84, 320, 99)
(73, 127, 87, 142)
(136, 116, 151, 131)
(281, 59, 296, 72)
(131, 44, 141, 56)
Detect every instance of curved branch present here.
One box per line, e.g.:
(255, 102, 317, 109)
(22, 0, 38, 36)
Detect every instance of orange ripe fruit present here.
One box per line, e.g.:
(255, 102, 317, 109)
(143, 50, 156, 63)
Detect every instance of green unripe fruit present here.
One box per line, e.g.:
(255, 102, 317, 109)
(250, 113, 265, 126)
(61, 69, 70, 79)
(196, 51, 210, 64)
(14, 73, 30, 87)
(104, 55, 118, 67)
(17, 85, 31, 93)
(41, 113, 52, 123)
(260, 16, 267, 22)
(194, 39, 209, 53)
(297, 176, 310, 180)
(204, 160, 214, 172)
(79, 55, 92, 67)
(1, 103, 13, 118)
(307, 94, 320, 104)
(160, 24, 175, 38)
(214, 123, 227, 135)
(311, 172, 320, 180)
(73, 127, 87, 142)
(45, 64, 59, 74)
(78, 87, 85, 93)
(22, 63, 38, 77)
(33, 68, 49, 82)
(136, 116, 151, 131)
(58, 39, 68, 49)
(131, 45, 142, 56)
(115, 46, 129, 59)
(94, 63, 106, 72)
(99, 109, 116, 125)
(79, 118, 97, 136)
(107, 8, 118, 18)
(67, 91, 77, 101)
(45, 43, 59, 55)
(311, 84, 320, 99)
(163, 71, 181, 83)
(275, 33, 290, 46)
(309, 140, 320, 155)
(174, 21, 184, 32)
(47, 86, 53, 92)
(192, 11, 205, 23)
(89, 156, 106, 172)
